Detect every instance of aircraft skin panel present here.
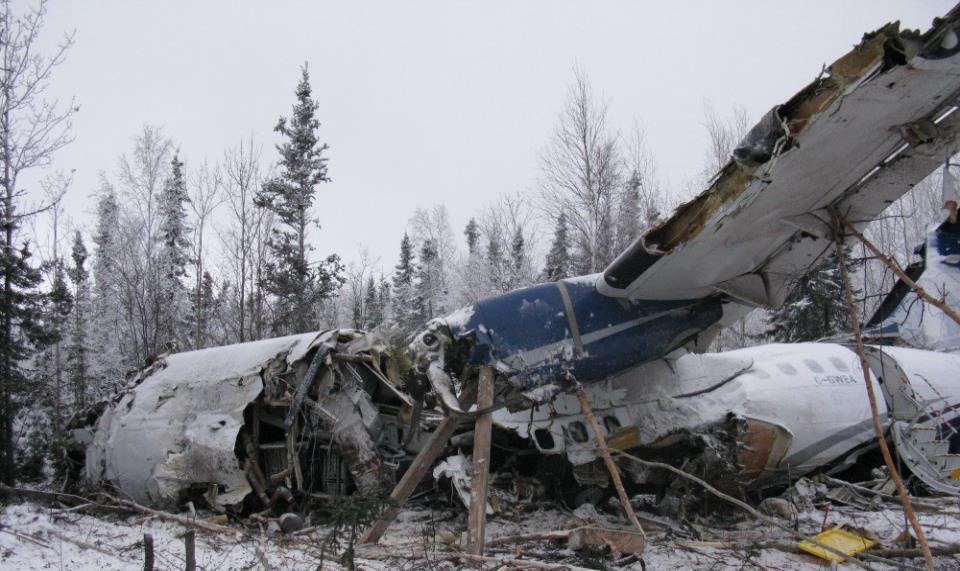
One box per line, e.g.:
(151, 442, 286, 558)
(599, 15, 960, 303)
(442, 277, 721, 391)
(493, 343, 886, 486)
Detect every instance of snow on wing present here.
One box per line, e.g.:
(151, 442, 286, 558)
(599, 14, 960, 306)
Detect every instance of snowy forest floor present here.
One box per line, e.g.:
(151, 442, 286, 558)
(2, 487, 960, 570)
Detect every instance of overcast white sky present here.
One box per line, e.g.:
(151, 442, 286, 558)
(27, 0, 957, 272)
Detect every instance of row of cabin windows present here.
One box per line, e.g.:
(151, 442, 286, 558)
(751, 356, 851, 379)
(534, 415, 622, 450)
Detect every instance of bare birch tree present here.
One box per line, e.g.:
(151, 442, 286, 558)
(222, 136, 263, 342)
(189, 159, 223, 348)
(0, 0, 77, 483)
(539, 68, 622, 274)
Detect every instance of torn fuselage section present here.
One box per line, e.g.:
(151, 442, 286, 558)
(411, 277, 723, 413)
(490, 343, 886, 508)
(80, 329, 426, 511)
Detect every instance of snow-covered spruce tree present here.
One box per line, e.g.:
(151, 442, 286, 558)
(66, 231, 91, 410)
(457, 217, 489, 305)
(508, 227, 527, 291)
(156, 153, 191, 352)
(377, 276, 391, 327)
(464, 218, 480, 255)
(615, 169, 643, 254)
(486, 231, 506, 293)
(766, 251, 857, 342)
(189, 270, 219, 349)
(390, 233, 418, 335)
(90, 181, 125, 389)
(363, 275, 383, 330)
(542, 213, 571, 281)
(415, 239, 440, 322)
(256, 64, 344, 334)
(37, 254, 72, 479)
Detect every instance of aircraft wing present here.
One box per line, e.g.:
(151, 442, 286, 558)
(598, 10, 960, 307)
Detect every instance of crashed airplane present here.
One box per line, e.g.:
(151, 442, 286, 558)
(78, 330, 425, 509)
(73, 7, 960, 515)
(412, 12, 960, 413)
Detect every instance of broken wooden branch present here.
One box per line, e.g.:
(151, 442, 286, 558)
(611, 450, 875, 570)
(873, 543, 960, 558)
(360, 414, 462, 544)
(822, 475, 942, 509)
(837, 212, 960, 327)
(458, 552, 599, 571)
(833, 208, 936, 571)
(467, 366, 494, 559)
(97, 493, 238, 534)
(48, 528, 119, 558)
(0, 483, 119, 511)
(575, 387, 646, 545)
(485, 530, 572, 547)
(0, 525, 53, 550)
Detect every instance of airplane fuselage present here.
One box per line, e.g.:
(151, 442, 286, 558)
(428, 275, 723, 393)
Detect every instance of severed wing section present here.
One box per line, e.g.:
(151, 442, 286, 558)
(599, 10, 960, 308)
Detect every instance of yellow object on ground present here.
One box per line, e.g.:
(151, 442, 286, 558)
(796, 527, 876, 562)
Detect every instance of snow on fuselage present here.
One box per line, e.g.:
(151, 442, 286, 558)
(494, 342, 960, 488)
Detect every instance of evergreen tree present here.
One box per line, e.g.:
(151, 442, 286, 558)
(256, 64, 344, 334)
(189, 271, 219, 349)
(391, 233, 417, 334)
(486, 232, 506, 292)
(615, 170, 643, 254)
(363, 275, 382, 329)
(766, 252, 856, 342)
(377, 276, 391, 327)
(90, 182, 124, 386)
(66, 231, 90, 409)
(44, 254, 72, 473)
(157, 153, 191, 350)
(508, 227, 526, 290)
(542, 213, 571, 281)
(415, 240, 439, 321)
(464, 218, 480, 255)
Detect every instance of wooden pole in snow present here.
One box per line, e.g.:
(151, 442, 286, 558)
(185, 529, 196, 571)
(575, 387, 646, 547)
(467, 366, 495, 559)
(832, 208, 935, 571)
(143, 533, 154, 571)
(838, 213, 960, 327)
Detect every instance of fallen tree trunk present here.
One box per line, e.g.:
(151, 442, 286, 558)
(96, 493, 239, 534)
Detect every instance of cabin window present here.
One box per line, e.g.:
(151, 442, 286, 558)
(603, 415, 622, 434)
(567, 421, 589, 443)
(752, 367, 771, 379)
(829, 357, 850, 372)
(804, 359, 824, 373)
(776, 362, 798, 375)
(534, 429, 555, 450)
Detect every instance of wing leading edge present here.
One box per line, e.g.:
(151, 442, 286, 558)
(599, 10, 960, 309)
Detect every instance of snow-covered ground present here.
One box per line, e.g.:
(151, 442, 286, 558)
(2, 493, 960, 570)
